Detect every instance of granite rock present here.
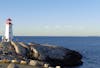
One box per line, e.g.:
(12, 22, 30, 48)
(29, 43, 82, 66)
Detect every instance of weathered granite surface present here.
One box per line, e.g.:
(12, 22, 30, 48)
(7, 63, 19, 68)
(0, 41, 83, 67)
(29, 43, 82, 66)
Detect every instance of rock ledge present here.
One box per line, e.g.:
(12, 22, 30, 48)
(0, 41, 83, 67)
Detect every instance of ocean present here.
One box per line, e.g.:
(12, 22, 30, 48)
(0, 36, 100, 68)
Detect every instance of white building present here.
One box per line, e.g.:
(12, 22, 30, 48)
(4, 18, 13, 42)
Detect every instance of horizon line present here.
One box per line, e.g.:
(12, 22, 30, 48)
(0, 35, 100, 37)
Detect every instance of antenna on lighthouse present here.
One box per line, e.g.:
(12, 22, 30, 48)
(2, 18, 13, 42)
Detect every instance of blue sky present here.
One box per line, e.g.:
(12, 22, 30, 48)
(0, 0, 100, 36)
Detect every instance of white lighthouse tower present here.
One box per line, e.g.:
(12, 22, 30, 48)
(4, 18, 13, 42)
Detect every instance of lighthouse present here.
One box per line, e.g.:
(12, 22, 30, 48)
(4, 18, 13, 42)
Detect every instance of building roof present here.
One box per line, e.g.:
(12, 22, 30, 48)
(6, 18, 12, 24)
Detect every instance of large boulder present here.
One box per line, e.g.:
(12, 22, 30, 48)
(29, 43, 82, 66)
(7, 63, 19, 68)
(29, 60, 44, 66)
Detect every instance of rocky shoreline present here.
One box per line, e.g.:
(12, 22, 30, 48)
(0, 41, 83, 68)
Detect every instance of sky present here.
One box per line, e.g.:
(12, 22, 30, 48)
(0, 0, 100, 36)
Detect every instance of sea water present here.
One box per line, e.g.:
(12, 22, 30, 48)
(0, 36, 100, 68)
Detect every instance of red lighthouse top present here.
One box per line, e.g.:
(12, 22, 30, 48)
(6, 18, 12, 24)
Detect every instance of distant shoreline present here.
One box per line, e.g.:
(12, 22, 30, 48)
(0, 36, 100, 37)
(0, 36, 100, 38)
